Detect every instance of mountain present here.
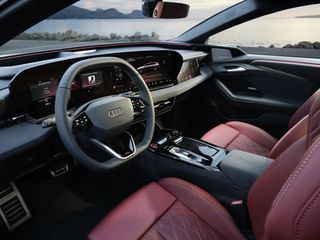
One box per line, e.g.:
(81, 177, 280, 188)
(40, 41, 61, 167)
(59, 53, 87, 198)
(296, 14, 320, 18)
(48, 5, 146, 19)
(127, 10, 145, 18)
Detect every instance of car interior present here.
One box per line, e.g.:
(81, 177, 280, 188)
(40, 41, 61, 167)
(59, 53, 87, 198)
(0, 0, 320, 239)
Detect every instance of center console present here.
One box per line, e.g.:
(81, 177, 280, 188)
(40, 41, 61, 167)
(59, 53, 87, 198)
(138, 127, 273, 234)
(149, 129, 227, 170)
(146, 128, 273, 191)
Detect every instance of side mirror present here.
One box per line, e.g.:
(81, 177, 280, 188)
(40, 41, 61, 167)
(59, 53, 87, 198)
(142, 0, 190, 19)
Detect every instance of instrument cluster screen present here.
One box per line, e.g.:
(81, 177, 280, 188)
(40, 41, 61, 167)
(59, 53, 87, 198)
(80, 71, 103, 89)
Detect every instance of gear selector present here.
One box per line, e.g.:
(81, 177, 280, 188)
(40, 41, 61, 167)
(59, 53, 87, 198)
(149, 129, 227, 170)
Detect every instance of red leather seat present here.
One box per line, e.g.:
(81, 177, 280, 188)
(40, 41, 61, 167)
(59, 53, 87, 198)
(201, 89, 320, 158)
(88, 178, 245, 240)
(88, 95, 320, 240)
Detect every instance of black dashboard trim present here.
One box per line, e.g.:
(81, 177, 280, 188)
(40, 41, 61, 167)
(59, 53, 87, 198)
(0, 47, 210, 180)
(152, 65, 212, 103)
(0, 122, 54, 161)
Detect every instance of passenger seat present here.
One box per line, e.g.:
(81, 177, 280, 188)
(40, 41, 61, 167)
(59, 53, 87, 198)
(201, 89, 320, 158)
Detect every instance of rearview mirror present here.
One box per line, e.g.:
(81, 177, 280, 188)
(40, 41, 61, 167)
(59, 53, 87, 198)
(142, 0, 190, 19)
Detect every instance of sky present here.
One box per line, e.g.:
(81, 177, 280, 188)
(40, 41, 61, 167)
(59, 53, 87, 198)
(74, 0, 320, 18)
(74, 0, 242, 18)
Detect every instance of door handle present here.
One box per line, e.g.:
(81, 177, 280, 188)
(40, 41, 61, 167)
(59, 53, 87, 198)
(225, 66, 247, 73)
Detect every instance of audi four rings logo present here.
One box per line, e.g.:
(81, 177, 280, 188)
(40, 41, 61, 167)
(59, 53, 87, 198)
(108, 108, 124, 119)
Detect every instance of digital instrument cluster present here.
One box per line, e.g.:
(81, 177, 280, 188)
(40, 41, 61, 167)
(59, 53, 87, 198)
(9, 51, 183, 120)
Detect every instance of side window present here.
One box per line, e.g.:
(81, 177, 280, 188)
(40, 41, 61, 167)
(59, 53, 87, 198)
(208, 4, 320, 57)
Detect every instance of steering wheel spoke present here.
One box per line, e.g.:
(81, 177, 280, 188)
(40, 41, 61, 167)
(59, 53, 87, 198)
(71, 112, 93, 133)
(129, 96, 148, 119)
(89, 132, 136, 160)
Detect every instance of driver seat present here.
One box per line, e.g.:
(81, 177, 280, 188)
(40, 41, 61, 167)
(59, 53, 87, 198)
(88, 95, 320, 240)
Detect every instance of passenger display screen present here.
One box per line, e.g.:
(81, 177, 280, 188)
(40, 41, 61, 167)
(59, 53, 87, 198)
(177, 59, 200, 83)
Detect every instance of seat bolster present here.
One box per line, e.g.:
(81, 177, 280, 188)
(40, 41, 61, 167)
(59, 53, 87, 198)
(158, 178, 245, 240)
(88, 182, 176, 240)
(265, 137, 320, 240)
(248, 137, 307, 240)
(226, 121, 277, 150)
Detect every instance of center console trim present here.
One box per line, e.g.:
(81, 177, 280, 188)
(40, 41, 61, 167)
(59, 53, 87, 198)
(150, 130, 227, 170)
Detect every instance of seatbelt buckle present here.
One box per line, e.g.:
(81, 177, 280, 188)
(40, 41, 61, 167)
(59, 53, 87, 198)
(231, 200, 243, 206)
(229, 199, 249, 230)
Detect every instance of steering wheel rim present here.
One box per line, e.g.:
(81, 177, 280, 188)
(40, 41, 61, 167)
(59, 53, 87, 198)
(55, 57, 155, 171)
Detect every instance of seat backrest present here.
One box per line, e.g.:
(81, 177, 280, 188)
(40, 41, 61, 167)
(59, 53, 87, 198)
(268, 89, 320, 159)
(269, 115, 308, 159)
(288, 88, 320, 129)
(248, 94, 320, 240)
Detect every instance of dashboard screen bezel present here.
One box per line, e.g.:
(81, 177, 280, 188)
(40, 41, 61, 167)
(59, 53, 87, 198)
(9, 50, 183, 120)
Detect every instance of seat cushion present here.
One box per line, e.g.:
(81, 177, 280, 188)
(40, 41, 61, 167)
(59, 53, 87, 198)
(201, 121, 277, 157)
(88, 178, 245, 240)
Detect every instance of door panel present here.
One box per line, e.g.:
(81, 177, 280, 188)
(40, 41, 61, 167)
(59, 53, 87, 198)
(212, 62, 313, 112)
(179, 52, 320, 138)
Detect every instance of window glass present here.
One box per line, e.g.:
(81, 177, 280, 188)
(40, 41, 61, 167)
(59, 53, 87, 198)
(208, 4, 320, 49)
(0, 0, 241, 56)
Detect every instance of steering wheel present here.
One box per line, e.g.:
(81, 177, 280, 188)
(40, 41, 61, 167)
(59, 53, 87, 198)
(55, 57, 155, 171)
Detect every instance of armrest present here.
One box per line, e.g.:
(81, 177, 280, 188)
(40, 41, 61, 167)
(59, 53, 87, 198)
(220, 150, 273, 190)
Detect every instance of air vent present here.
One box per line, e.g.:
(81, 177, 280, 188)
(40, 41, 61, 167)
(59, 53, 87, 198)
(1, 197, 27, 226)
(0, 184, 14, 199)
(0, 183, 31, 231)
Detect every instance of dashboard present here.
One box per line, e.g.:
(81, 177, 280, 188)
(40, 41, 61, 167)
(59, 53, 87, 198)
(0, 46, 214, 182)
(9, 51, 188, 120)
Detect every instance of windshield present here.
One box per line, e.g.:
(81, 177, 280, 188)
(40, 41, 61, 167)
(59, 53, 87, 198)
(0, 0, 241, 56)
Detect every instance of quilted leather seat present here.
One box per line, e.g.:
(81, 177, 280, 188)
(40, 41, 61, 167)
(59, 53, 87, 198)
(88, 178, 245, 240)
(88, 94, 320, 240)
(201, 89, 320, 158)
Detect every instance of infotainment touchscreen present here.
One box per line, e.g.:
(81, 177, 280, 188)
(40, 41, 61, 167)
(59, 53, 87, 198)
(127, 55, 171, 87)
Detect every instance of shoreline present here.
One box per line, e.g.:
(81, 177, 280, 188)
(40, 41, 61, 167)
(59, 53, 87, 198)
(1, 40, 320, 59)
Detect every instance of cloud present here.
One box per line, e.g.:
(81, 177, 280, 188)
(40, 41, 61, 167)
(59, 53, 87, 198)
(75, 0, 141, 13)
(74, 0, 320, 20)
(74, 0, 241, 14)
